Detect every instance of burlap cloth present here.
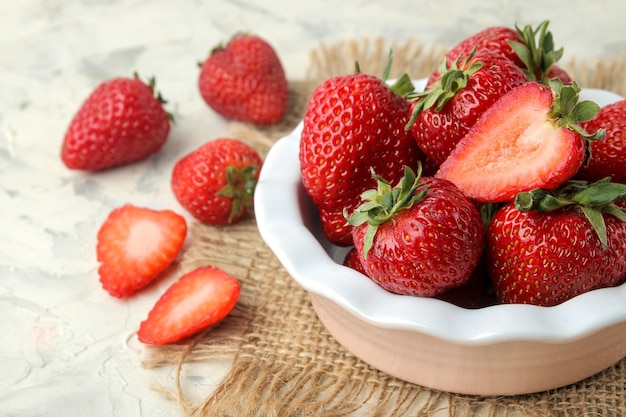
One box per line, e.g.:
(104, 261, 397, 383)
(143, 38, 626, 417)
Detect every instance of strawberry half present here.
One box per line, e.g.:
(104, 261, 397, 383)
(436, 80, 604, 202)
(137, 265, 240, 345)
(97, 204, 187, 298)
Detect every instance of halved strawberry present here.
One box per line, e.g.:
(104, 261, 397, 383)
(97, 204, 187, 298)
(436, 80, 603, 202)
(137, 265, 240, 345)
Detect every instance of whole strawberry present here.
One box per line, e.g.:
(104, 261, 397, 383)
(407, 50, 528, 165)
(342, 247, 369, 276)
(198, 34, 288, 125)
(61, 74, 171, 171)
(171, 138, 263, 225)
(487, 180, 626, 306)
(346, 166, 484, 297)
(427, 21, 571, 87)
(436, 80, 603, 202)
(577, 99, 626, 184)
(300, 65, 425, 246)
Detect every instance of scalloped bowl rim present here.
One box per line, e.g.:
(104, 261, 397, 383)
(254, 80, 626, 345)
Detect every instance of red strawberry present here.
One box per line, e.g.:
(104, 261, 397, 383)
(435, 260, 496, 309)
(61, 74, 172, 171)
(346, 166, 484, 297)
(577, 99, 626, 184)
(300, 67, 425, 246)
(171, 138, 263, 225)
(198, 34, 288, 125)
(546, 64, 573, 85)
(137, 265, 240, 345)
(436, 80, 603, 202)
(408, 50, 528, 164)
(342, 247, 368, 276)
(97, 204, 187, 298)
(426, 26, 523, 86)
(487, 180, 626, 306)
(427, 21, 571, 86)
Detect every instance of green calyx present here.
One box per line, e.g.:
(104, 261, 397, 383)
(345, 164, 429, 258)
(354, 49, 415, 98)
(515, 178, 626, 247)
(509, 20, 564, 83)
(404, 51, 483, 130)
(134, 71, 175, 122)
(547, 78, 604, 141)
(216, 164, 259, 223)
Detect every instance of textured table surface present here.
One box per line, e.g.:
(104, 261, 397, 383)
(1, 1, 625, 416)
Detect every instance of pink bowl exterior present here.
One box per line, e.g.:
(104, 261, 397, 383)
(311, 293, 626, 395)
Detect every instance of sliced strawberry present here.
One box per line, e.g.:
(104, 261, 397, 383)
(97, 204, 187, 298)
(436, 80, 603, 202)
(137, 266, 240, 345)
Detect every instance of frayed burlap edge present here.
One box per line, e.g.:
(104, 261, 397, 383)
(142, 38, 626, 417)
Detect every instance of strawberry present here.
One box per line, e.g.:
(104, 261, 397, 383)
(198, 33, 288, 125)
(427, 21, 571, 86)
(61, 74, 172, 171)
(577, 99, 626, 184)
(171, 138, 263, 225)
(487, 179, 626, 306)
(342, 247, 368, 276)
(436, 80, 604, 202)
(346, 166, 484, 297)
(97, 204, 187, 298)
(426, 26, 522, 86)
(299, 62, 425, 246)
(435, 260, 496, 309)
(407, 50, 528, 164)
(137, 265, 240, 345)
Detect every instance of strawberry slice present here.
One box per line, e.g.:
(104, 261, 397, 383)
(97, 204, 187, 298)
(436, 80, 603, 202)
(137, 266, 240, 345)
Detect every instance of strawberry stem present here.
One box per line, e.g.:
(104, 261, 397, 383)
(345, 164, 428, 258)
(509, 20, 564, 83)
(133, 71, 175, 122)
(351, 49, 414, 98)
(548, 79, 604, 141)
(390, 73, 415, 97)
(405, 51, 483, 130)
(217, 164, 259, 223)
(515, 178, 626, 247)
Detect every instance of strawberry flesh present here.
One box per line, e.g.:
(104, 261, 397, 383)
(137, 266, 240, 345)
(97, 204, 187, 298)
(436, 82, 586, 202)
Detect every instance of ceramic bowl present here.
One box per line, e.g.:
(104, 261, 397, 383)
(254, 81, 626, 396)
